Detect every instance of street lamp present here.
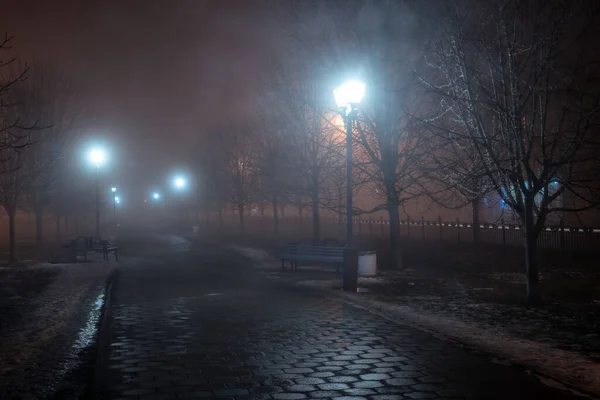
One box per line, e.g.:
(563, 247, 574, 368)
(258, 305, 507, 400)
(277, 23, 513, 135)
(334, 80, 365, 292)
(174, 177, 186, 189)
(111, 187, 117, 227)
(333, 80, 365, 245)
(153, 192, 160, 200)
(88, 147, 107, 236)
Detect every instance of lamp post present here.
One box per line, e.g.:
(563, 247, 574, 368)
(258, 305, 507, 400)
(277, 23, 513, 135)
(89, 148, 106, 237)
(172, 175, 188, 225)
(334, 80, 365, 292)
(111, 187, 117, 227)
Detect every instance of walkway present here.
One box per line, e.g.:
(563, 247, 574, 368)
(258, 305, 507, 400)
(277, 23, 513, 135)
(94, 233, 586, 399)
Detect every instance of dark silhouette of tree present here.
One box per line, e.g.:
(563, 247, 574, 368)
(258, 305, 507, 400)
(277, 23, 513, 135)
(14, 66, 80, 247)
(417, 0, 600, 303)
(353, 85, 430, 270)
(217, 127, 259, 233)
(0, 34, 32, 263)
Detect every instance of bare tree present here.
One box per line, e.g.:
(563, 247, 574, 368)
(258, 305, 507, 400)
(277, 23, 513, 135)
(352, 84, 430, 269)
(422, 118, 494, 243)
(14, 66, 80, 247)
(283, 80, 346, 243)
(0, 34, 32, 263)
(254, 75, 298, 233)
(193, 134, 230, 230)
(418, 0, 600, 303)
(217, 127, 259, 233)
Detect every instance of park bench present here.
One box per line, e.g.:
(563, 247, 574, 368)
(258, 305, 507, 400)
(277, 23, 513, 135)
(63, 236, 119, 262)
(281, 239, 345, 272)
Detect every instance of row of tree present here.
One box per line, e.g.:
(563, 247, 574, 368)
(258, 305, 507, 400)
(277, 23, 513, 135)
(193, 0, 600, 303)
(0, 33, 83, 263)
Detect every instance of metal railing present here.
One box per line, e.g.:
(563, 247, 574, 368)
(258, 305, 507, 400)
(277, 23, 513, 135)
(209, 215, 600, 252)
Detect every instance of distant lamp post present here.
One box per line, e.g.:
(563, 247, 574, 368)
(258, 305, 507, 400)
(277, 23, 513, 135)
(172, 175, 189, 225)
(334, 80, 365, 292)
(153, 192, 160, 200)
(111, 187, 118, 227)
(88, 147, 107, 237)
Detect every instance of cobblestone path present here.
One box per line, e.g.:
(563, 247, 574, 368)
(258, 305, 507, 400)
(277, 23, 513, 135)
(95, 234, 585, 400)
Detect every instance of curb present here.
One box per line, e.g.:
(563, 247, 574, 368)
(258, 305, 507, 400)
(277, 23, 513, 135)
(85, 267, 118, 400)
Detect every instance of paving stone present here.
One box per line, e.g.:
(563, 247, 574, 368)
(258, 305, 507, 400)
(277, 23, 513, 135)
(343, 388, 377, 395)
(272, 393, 307, 400)
(331, 397, 368, 400)
(404, 392, 438, 399)
(318, 383, 350, 390)
(359, 373, 390, 381)
(284, 384, 318, 392)
(385, 378, 416, 386)
(294, 377, 326, 385)
(352, 380, 385, 389)
(329, 376, 358, 385)
(214, 388, 251, 397)
(310, 372, 335, 378)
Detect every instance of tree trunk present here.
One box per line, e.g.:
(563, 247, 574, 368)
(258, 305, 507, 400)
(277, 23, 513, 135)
(65, 214, 70, 234)
(279, 203, 285, 220)
(204, 208, 210, 227)
(311, 191, 320, 245)
(8, 208, 16, 264)
(218, 207, 224, 230)
(524, 202, 540, 304)
(272, 193, 279, 234)
(472, 198, 480, 244)
(35, 207, 43, 248)
(387, 192, 402, 270)
(338, 186, 344, 224)
(238, 204, 245, 233)
(299, 206, 304, 220)
(55, 215, 61, 242)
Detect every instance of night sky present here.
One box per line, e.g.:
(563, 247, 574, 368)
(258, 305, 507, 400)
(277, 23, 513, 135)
(1, 0, 275, 199)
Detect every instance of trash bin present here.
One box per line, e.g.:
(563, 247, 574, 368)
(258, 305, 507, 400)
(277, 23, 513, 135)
(358, 251, 377, 276)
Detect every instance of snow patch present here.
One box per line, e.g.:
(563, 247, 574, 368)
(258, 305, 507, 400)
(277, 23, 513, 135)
(332, 294, 600, 396)
(0, 262, 115, 376)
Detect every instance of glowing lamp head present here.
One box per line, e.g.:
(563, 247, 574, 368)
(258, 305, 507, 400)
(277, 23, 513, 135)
(111, 187, 117, 193)
(174, 177, 185, 189)
(153, 192, 160, 199)
(115, 196, 121, 204)
(334, 80, 366, 108)
(89, 148, 106, 166)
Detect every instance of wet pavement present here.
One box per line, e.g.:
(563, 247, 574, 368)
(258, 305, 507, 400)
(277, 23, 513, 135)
(94, 233, 589, 399)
